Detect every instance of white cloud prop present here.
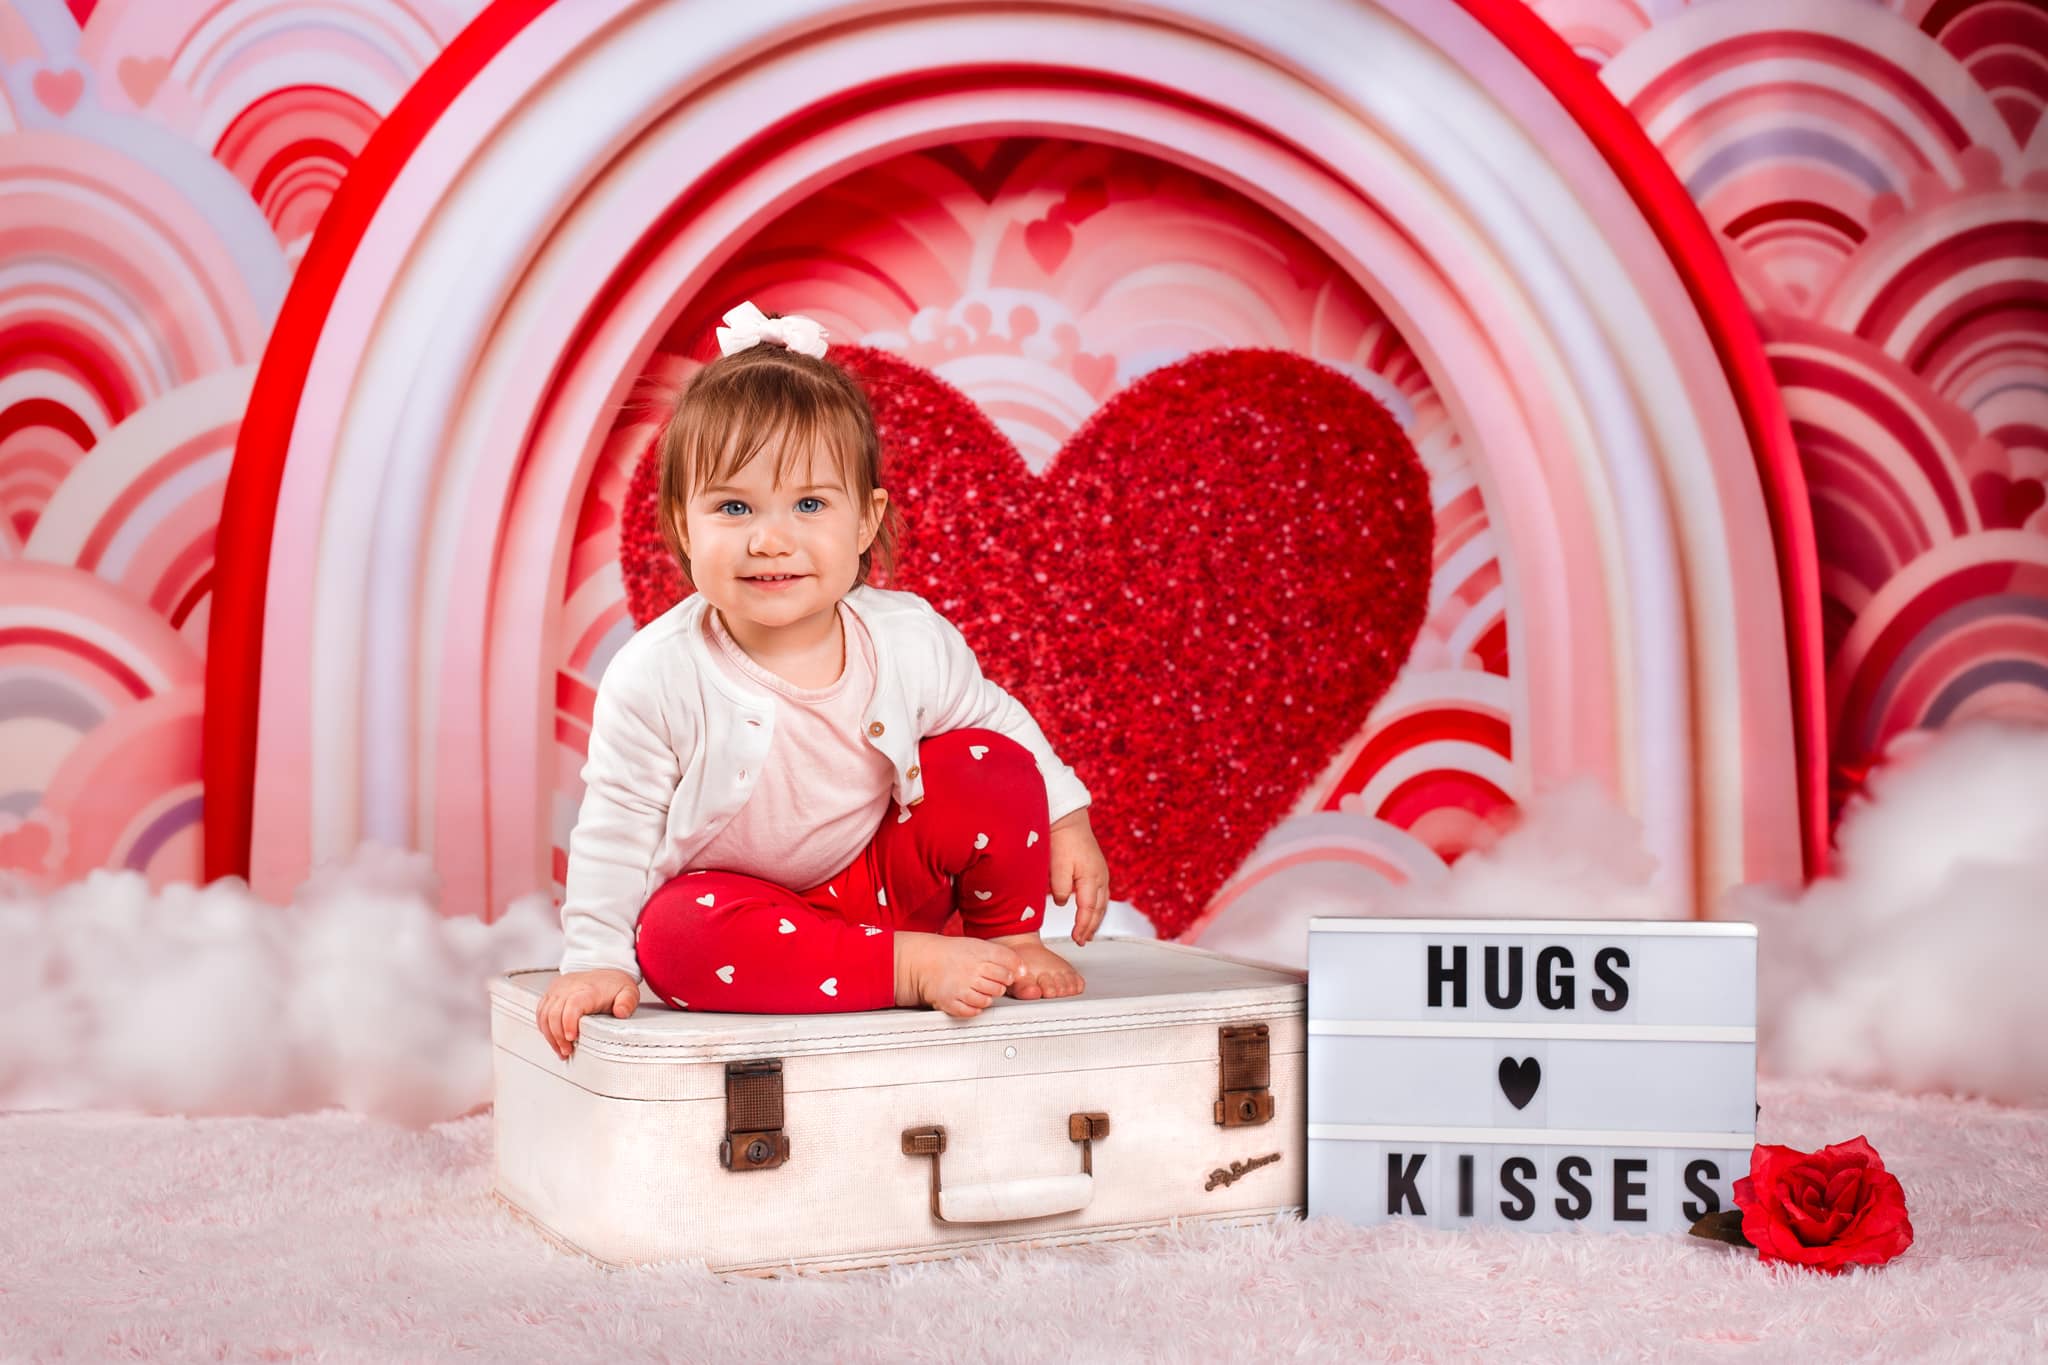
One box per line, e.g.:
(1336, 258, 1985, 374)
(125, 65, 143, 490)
(1193, 777, 1672, 970)
(1375, 775, 1673, 922)
(1728, 721, 2048, 1107)
(0, 846, 559, 1128)
(0, 847, 1154, 1127)
(8, 721, 2042, 1123)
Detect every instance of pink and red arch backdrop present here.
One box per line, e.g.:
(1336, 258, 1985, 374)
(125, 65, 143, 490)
(221, 0, 1810, 934)
(0, 0, 2040, 940)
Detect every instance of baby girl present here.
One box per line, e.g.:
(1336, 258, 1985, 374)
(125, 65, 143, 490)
(539, 302, 1110, 1058)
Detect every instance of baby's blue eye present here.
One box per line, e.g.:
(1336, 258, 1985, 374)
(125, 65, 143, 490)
(717, 500, 749, 516)
(797, 496, 826, 513)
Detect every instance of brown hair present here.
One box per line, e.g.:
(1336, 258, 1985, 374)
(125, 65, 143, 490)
(655, 328, 898, 587)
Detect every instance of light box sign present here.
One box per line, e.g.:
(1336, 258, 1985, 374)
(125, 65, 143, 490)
(1306, 919, 1756, 1234)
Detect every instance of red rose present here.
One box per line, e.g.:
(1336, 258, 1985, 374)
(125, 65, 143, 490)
(1732, 1136, 1913, 1273)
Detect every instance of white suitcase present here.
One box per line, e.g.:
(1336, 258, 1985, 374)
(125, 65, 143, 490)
(488, 936, 1305, 1274)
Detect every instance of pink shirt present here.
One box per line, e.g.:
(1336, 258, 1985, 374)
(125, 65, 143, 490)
(688, 602, 896, 889)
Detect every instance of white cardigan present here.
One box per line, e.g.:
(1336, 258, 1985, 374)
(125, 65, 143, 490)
(558, 584, 1092, 982)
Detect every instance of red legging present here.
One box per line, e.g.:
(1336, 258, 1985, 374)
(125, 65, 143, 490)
(634, 728, 1051, 1013)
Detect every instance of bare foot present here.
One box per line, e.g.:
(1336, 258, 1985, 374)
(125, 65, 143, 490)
(894, 933, 1020, 1018)
(989, 934, 1085, 1000)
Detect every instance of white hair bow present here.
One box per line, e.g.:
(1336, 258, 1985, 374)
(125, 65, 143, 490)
(716, 300, 830, 359)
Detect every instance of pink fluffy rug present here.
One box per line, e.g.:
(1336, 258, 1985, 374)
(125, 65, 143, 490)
(5, 1076, 2044, 1362)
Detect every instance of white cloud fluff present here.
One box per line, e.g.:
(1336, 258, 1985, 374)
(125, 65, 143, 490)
(0, 846, 1150, 1127)
(7, 720, 2041, 1125)
(1727, 720, 2048, 1107)
(0, 846, 560, 1128)
(1375, 774, 1674, 922)
(1194, 778, 1676, 970)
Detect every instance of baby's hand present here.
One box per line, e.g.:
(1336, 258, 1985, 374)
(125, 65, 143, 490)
(539, 968, 640, 1058)
(1048, 808, 1110, 946)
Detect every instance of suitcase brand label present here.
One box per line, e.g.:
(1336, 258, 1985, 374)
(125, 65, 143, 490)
(1205, 1152, 1282, 1191)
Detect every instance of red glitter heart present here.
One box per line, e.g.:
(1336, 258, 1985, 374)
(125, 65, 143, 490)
(622, 348, 1433, 936)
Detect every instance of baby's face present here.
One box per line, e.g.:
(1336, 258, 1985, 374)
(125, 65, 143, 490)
(678, 445, 885, 641)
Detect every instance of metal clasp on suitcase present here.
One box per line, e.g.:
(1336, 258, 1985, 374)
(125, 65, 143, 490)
(901, 1113, 1110, 1224)
(721, 1059, 790, 1172)
(1216, 1023, 1275, 1127)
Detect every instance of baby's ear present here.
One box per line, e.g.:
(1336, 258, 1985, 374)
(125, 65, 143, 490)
(862, 486, 889, 543)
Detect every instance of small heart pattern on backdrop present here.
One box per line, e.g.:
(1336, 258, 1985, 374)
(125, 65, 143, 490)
(623, 346, 1434, 937)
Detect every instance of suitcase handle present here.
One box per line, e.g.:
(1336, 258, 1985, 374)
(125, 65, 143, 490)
(902, 1112, 1109, 1224)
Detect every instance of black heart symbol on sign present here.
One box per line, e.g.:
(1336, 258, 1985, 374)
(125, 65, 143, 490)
(1498, 1057, 1541, 1110)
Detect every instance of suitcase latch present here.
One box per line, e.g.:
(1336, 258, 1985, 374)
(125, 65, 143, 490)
(722, 1059, 790, 1172)
(1215, 1024, 1274, 1127)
